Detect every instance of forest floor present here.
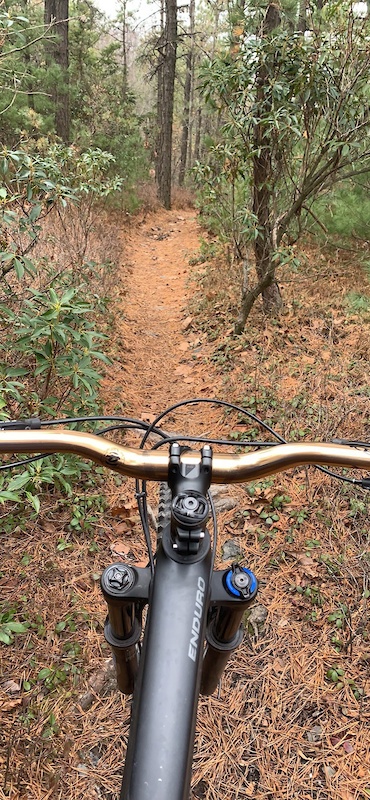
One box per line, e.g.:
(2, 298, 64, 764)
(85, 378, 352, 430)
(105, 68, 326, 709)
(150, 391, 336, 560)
(1, 207, 370, 800)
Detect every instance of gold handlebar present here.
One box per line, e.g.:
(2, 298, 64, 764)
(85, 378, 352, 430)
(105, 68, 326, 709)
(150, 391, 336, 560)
(0, 430, 369, 483)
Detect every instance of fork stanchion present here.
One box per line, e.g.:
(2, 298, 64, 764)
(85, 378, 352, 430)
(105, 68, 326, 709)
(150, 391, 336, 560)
(100, 563, 151, 694)
(200, 564, 258, 696)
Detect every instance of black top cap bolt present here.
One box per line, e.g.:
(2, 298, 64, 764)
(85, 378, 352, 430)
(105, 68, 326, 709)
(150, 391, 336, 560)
(107, 565, 133, 591)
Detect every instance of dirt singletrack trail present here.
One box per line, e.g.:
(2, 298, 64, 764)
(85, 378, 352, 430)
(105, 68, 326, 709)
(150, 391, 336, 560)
(102, 207, 225, 434)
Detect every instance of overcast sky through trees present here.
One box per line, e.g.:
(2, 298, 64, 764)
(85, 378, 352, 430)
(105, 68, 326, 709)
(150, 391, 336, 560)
(95, 0, 160, 26)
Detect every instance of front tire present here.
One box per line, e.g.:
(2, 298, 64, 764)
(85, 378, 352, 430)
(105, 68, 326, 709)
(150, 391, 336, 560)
(156, 482, 172, 545)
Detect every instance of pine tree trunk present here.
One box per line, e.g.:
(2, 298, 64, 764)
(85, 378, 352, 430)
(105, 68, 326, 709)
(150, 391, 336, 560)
(193, 106, 202, 163)
(44, 0, 70, 143)
(178, 0, 194, 185)
(298, 0, 307, 32)
(120, 0, 128, 100)
(155, 0, 165, 186)
(21, 0, 35, 110)
(178, 51, 192, 186)
(157, 0, 177, 209)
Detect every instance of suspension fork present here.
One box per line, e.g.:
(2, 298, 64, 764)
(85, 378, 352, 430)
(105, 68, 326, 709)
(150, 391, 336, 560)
(101, 443, 258, 798)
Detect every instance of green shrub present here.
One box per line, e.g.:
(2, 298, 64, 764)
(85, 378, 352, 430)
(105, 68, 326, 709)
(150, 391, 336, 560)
(1, 286, 110, 415)
(310, 181, 370, 241)
(0, 143, 116, 510)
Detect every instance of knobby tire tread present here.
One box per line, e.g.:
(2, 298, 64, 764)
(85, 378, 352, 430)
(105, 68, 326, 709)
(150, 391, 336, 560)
(156, 482, 171, 544)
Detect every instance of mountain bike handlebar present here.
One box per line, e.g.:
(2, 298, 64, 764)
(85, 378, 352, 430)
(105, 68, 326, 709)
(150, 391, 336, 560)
(0, 429, 369, 481)
(2, 427, 369, 800)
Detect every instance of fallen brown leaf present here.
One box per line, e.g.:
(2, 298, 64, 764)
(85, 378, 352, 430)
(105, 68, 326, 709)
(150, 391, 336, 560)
(181, 315, 193, 331)
(323, 765, 336, 780)
(341, 706, 359, 718)
(110, 500, 137, 518)
(292, 552, 320, 579)
(2, 680, 21, 693)
(40, 520, 58, 534)
(113, 522, 129, 535)
(110, 540, 130, 557)
(0, 697, 22, 712)
(174, 364, 193, 376)
(140, 412, 158, 424)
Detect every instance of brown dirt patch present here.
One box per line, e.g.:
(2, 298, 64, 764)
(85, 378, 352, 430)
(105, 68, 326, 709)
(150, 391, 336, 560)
(100, 208, 228, 434)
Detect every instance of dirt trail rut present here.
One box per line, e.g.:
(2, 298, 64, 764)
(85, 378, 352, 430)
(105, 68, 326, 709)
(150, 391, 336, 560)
(102, 208, 225, 435)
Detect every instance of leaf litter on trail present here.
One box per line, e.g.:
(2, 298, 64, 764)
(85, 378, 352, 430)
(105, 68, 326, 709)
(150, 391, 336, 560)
(292, 552, 320, 579)
(110, 540, 131, 557)
(174, 364, 193, 376)
(0, 694, 22, 712)
(110, 499, 137, 518)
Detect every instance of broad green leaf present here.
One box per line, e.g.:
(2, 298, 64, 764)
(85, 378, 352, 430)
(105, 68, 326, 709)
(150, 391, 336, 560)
(90, 350, 111, 364)
(23, 257, 35, 274)
(2, 211, 17, 224)
(26, 493, 40, 514)
(0, 490, 21, 503)
(38, 668, 51, 680)
(49, 288, 58, 305)
(29, 204, 42, 223)
(5, 621, 29, 633)
(5, 367, 28, 377)
(7, 473, 31, 491)
(60, 287, 76, 304)
(14, 259, 24, 279)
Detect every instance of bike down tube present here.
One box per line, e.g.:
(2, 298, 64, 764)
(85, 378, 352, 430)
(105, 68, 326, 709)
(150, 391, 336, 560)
(120, 444, 213, 800)
(1, 431, 370, 481)
(120, 537, 212, 800)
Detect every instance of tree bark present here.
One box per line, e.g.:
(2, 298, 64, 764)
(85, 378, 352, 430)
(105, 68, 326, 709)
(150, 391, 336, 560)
(252, 3, 282, 315)
(178, 52, 192, 185)
(21, 0, 35, 111)
(297, 0, 307, 33)
(156, 0, 177, 209)
(234, 3, 283, 333)
(155, 0, 165, 186)
(193, 106, 202, 163)
(178, 0, 195, 186)
(119, 0, 128, 100)
(235, 252, 277, 334)
(44, 0, 70, 143)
